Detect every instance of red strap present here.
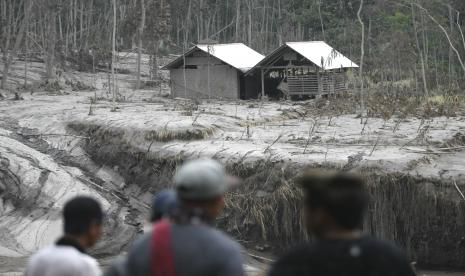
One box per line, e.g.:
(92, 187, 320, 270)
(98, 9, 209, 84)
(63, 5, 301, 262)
(150, 220, 176, 276)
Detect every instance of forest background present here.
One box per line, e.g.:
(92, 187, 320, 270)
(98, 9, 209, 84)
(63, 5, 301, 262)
(1, 0, 465, 97)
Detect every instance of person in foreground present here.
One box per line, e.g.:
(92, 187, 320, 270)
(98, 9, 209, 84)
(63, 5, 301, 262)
(268, 170, 416, 276)
(25, 196, 103, 276)
(126, 158, 245, 276)
(103, 189, 177, 276)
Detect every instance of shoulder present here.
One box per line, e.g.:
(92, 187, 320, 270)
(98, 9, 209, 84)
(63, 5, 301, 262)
(359, 237, 414, 274)
(27, 246, 101, 276)
(130, 232, 151, 253)
(207, 227, 243, 254)
(272, 244, 316, 266)
(174, 223, 242, 252)
(128, 232, 151, 261)
(26, 246, 54, 268)
(28, 246, 52, 259)
(28, 246, 79, 263)
(126, 232, 151, 274)
(103, 257, 127, 276)
(268, 244, 315, 276)
(57, 248, 101, 275)
(361, 236, 409, 259)
(81, 254, 101, 276)
(182, 225, 243, 261)
(204, 228, 245, 275)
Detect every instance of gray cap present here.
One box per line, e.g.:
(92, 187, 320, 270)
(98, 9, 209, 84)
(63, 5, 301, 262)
(174, 159, 234, 200)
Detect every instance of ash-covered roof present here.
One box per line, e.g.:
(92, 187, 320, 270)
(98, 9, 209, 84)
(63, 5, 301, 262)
(286, 41, 358, 70)
(247, 41, 358, 73)
(163, 43, 265, 73)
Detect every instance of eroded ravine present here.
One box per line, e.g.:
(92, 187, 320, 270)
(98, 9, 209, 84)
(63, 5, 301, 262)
(67, 119, 465, 270)
(0, 119, 139, 274)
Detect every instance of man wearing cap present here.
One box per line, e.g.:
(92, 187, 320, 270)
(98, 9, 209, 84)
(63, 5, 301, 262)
(126, 158, 245, 276)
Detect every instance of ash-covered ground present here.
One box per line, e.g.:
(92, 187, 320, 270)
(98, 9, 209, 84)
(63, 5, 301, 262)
(1, 55, 465, 274)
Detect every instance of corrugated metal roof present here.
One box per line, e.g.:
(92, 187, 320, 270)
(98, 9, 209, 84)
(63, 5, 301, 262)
(286, 41, 358, 70)
(196, 43, 265, 72)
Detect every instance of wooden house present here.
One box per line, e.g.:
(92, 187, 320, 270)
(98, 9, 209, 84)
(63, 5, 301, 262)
(163, 43, 264, 100)
(246, 41, 358, 99)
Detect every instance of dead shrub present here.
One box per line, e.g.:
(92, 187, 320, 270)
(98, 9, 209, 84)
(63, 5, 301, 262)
(441, 132, 465, 149)
(39, 80, 63, 92)
(65, 79, 96, 91)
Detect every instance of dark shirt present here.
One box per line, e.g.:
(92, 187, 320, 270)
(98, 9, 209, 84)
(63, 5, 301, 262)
(269, 236, 416, 276)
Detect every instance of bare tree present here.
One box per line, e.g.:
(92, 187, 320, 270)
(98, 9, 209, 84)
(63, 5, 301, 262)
(456, 11, 465, 60)
(318, 0, 325, 41)
(448, 5, 454, 84)
(111, 0, 117, 111)
(24, 0, 29, 88)
(415, 3, 465, 77)
(45, 1, 57, 82)
(244, 0, 252, 46)
(136, 0, 146, 90)
(357, 0, 365, 122)
(277, 0, 283, 45)
(411, 3, 428, 96)
(1, 0, 32, 89)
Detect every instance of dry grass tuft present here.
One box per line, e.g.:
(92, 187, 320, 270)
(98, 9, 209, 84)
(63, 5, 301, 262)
(441, 132, 465, 149)
(223, 161, 324, 247)
(301, 85, 465, 120)
(144, 127, 215, 142)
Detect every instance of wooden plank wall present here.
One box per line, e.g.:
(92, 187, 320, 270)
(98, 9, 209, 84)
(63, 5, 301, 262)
(288, 72, 346, 96)
(288, 75, 318, 95)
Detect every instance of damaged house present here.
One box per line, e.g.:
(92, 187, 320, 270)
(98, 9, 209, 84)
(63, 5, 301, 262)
(163, 43, 264, 100)
(247, 41, 358, 99)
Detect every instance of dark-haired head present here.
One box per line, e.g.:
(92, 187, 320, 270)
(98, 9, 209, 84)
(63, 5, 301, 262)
(151, 189, 177, 222)
(63, 196, 103, 248)
(298, 170, 368, 238)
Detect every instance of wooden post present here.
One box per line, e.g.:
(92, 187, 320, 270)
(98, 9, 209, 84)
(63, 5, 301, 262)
(331, 71, 335, 95)
(317, 68, 321, 95)
(261, 68, 265, 98)
(284, 68, 289, 99)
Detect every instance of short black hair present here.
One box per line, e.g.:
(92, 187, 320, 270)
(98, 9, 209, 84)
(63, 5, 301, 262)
(63, 196, 103, 235)
(298, 170, 368, 230)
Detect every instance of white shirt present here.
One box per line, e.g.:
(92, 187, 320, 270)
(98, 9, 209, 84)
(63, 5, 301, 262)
(25, 245, 102, 276)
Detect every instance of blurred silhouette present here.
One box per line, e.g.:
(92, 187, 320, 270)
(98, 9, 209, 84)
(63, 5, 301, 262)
(150, 189, 177, 222)
(103, 189, 177, 276)
(268, 170, 416, 276)
(126, 158, 245, 276)
(25, 196, 103, 276)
